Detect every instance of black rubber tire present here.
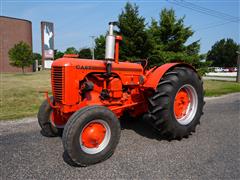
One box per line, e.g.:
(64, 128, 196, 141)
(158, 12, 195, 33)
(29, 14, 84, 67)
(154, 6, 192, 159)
(147, 66, 204, 140)
(62, 105, 121, 166)
(37, 97, 60, 137)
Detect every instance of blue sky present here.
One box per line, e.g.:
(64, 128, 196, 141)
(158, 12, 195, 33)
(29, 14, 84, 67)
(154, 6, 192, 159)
(1, 0, 239, 54)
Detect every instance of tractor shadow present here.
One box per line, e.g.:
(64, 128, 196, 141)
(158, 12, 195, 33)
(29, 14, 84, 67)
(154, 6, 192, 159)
(61, 115, 170, 167)
(120, 114, 168, 141)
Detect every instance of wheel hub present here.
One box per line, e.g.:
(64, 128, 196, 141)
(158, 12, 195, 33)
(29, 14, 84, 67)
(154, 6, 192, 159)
(173, 84, 198, 125)
(174, 89, 190, 119)
(81, 122, 106, 148)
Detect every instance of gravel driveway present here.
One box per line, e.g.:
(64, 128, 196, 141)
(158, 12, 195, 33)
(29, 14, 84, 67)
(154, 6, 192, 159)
(0, 93, 239, 179)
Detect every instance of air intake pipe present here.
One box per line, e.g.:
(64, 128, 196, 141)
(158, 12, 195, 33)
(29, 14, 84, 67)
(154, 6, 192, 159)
(105, 22, 117, 60)
(105, 22, 122, 75)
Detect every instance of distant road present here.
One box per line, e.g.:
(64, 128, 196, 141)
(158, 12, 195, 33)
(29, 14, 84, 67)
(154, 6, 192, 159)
(0, 93, 240, 179)
(204, 72, 237, 81)
(206, 72, 237, 77)
(203, 76, 236, 81)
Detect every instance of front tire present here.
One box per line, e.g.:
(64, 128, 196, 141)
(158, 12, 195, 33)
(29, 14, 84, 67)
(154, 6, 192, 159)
(37, 97, 60, 137)
(62, 105, 121, 166)
(147, 66, 204, 140)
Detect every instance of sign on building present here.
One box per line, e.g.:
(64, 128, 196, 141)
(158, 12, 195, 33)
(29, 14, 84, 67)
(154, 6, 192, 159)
(41, 21, 54, 68)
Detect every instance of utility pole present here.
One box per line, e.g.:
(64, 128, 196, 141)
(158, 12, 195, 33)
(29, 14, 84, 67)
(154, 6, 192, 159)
(90, 36, 95, 60)
(237, 51, 240, 83)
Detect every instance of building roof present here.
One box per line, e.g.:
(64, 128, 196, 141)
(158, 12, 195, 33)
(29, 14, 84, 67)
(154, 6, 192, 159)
(0, 16, 32, 24)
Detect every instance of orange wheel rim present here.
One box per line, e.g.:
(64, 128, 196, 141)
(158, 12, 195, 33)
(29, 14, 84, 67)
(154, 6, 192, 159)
(81, 122, 106, 148)
(174, 88, 191, 119)
(173, 85, 198, 125)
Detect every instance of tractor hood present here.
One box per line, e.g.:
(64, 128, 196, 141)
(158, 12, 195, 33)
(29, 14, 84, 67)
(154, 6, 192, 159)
(51, 58, 143, 73)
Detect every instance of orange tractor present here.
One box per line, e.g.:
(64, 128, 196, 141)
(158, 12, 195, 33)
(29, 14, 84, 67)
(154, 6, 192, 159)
(38, 22, 204, 166)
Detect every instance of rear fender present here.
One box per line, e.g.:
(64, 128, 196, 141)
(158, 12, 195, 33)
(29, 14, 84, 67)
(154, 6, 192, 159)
(143, 63, 197, 90)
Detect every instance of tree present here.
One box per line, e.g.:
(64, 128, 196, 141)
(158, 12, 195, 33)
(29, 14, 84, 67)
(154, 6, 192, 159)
(8, 41, 33, 73)
(65, 47, 78, 54)
(207, 38, 239, 67)
(79, 3, 209, 75)
(117, 2, 152, 60)
(54, 49, 64, 59)
(148, 8, 201, 67)
(79, 48, 92, 59)
(95, 35, 106, 60)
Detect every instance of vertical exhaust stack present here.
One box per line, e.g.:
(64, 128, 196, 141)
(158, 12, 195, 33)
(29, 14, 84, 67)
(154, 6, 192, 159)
(105, 22, 117, 60)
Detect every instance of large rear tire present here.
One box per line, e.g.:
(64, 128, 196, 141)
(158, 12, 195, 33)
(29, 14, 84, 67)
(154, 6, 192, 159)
(62, 105, 121, 166)
(147, 67, 204, 140)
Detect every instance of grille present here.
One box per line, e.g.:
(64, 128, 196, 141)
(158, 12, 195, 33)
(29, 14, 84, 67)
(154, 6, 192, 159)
(52, 67, 64, 102)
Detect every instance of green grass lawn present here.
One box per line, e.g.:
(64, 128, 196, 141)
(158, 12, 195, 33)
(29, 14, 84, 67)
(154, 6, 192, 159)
(0, 71, 239, 120)
(0, 71, 51, 120)
(203, 80, 240, 96)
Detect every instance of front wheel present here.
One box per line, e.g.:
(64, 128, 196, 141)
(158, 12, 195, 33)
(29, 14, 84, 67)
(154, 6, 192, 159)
(62, 105, 121, 166)
(37, 97, 61, 137)
(147, 66, 204, 140)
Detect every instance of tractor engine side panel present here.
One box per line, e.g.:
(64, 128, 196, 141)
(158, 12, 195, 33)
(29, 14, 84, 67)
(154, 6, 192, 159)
(51, 58, 145, 114)
(108, 78, 122, 98)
